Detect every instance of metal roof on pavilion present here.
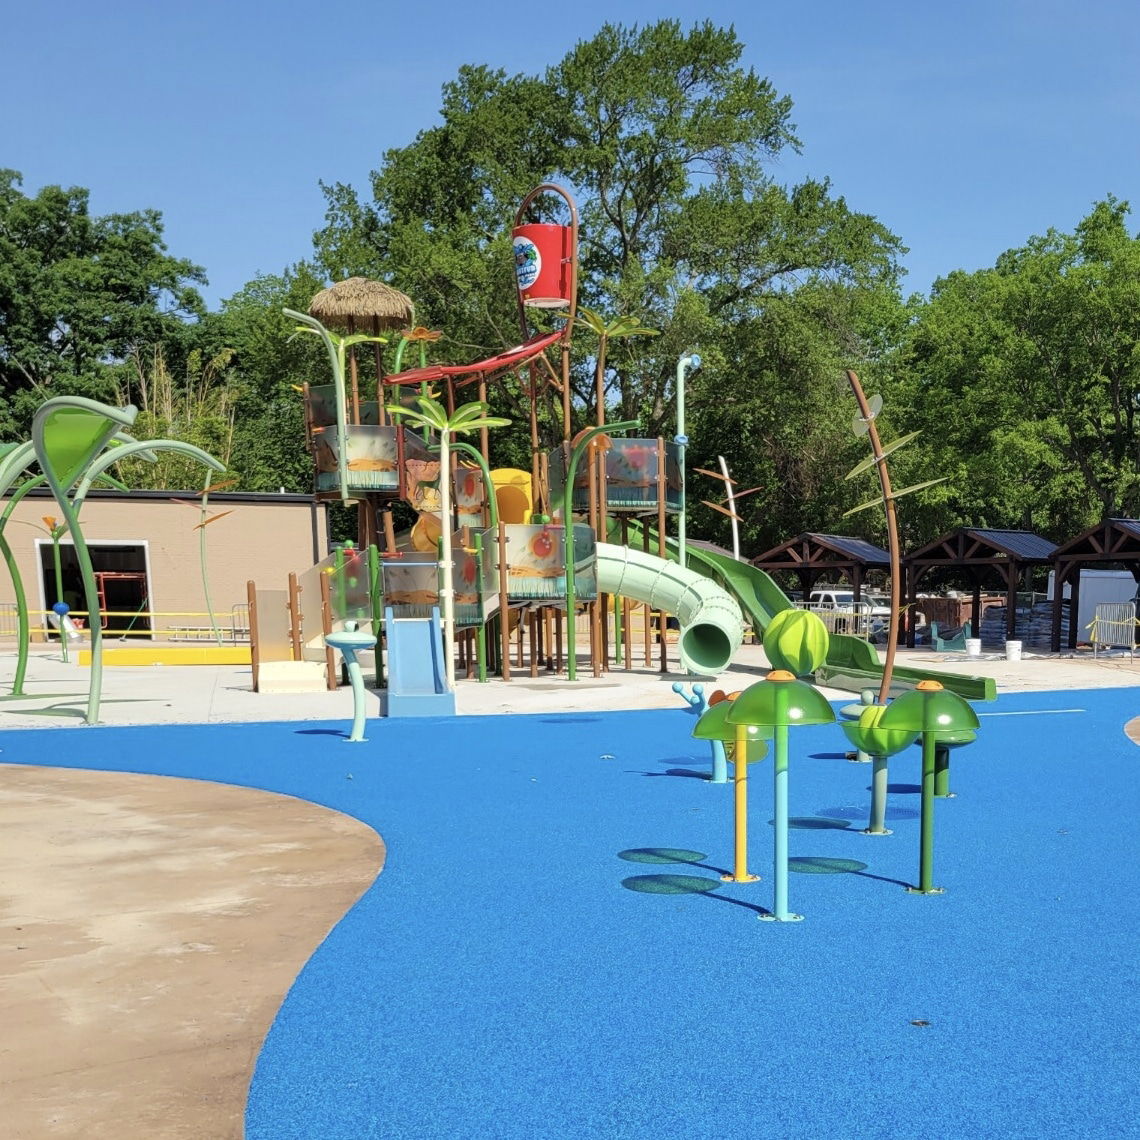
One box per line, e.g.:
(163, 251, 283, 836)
(905, 528, 1057, 566)
(750, 532, 890, 599)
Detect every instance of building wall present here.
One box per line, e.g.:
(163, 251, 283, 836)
(3, 491, 328, 637)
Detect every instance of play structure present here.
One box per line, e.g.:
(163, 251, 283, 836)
(246, 181, 994, 719)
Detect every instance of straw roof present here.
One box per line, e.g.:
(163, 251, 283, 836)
(308, 277, 415, 329)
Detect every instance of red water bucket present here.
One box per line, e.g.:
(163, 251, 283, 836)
(512, 223, 573, 308)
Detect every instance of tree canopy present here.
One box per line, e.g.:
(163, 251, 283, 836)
(0, 169, 206, 437)
(892, 196, 1140, 543)
(5, 21, 1139, 560)
(312, 20, 905, 548)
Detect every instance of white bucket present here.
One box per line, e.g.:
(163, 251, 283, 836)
(1005, 640, 1023, 662)
(965, 638, 982, 657)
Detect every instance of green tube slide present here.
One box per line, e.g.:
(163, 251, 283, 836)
(610, 519, 995, 701)
(595, 542, 744, 675)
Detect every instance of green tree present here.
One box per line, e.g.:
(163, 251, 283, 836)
(313, 20, 903, 467)
(687, 277, 912, 553)
(190, 264, 331, 494)
(0, 170, 206, 436)
(112, 345, 240, 489)
(894, 197, 1140, 541)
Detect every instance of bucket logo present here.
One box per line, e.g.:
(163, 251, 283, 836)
(513, 237, 540, 291)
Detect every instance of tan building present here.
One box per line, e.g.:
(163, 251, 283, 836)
(3, 489, 329, 641)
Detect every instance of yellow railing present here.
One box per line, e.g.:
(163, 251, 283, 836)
(0, 605, 251, 643)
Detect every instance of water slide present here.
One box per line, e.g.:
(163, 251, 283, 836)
(594, 542, 743, 676)
(383, 606, 457, 717)
(610, 521, 994, 701)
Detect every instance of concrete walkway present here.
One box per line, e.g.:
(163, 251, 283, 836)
(1, 641, 1138, 730)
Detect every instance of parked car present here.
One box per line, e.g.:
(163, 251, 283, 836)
(808, 587, 890, 617)
(806, 587, 890, 641)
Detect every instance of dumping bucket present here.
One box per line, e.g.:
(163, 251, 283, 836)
(512, 224, 573, 308)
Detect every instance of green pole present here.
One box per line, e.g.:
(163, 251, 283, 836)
(335, 545, 347, 618)
(934, 743, 951, 797)
(913, 732, 942, 894)
(61, 499, 104, 724)
(0, 530, 31, 695)
(613, 592, 623, 664)
(369, 544, 384, 688)
(1, 474, 48, 695)
(474, 532, 487, 682)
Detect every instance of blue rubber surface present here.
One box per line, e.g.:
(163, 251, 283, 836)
(4, 688, 1138, 1139)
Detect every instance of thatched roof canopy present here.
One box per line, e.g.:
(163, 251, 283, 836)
(308, 277, 415, 330)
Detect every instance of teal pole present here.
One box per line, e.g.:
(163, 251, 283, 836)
(762, 683, 803, 922)
(563, 419, 638, 681)
(867, 755, 891, 835)
(344, 650, 369, 741)
(772, 721, 794, 920)
(674, 353, 699, 570)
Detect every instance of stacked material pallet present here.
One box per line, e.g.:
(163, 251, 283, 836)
(979, 601, 1069, 647)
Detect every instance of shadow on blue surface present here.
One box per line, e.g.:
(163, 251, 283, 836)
(785, 816, 853, 830)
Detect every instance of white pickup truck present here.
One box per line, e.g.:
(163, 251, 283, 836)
(806, 587, 890, 640)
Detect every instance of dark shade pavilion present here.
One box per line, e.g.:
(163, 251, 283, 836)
(750, 533, 891, 601)
(903, 528, 1057, 647)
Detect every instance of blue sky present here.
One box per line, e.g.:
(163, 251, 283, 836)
(3, 0, 1136, 309)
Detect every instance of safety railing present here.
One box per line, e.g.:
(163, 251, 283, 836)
(1088, 602, 1139, 660)
(796, 603, 884, 642)
(0, 606, 253, 643)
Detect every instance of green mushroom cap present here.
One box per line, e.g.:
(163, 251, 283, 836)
(726, 671, 836, 728)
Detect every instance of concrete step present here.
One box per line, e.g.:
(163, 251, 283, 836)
(257, 660, 330, 694)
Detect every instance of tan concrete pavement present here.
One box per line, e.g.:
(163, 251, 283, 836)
(2, 640, 1140, 731)
(0, 766, 382, 1139)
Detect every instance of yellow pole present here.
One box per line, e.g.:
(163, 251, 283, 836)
(724, 723, 759, 883)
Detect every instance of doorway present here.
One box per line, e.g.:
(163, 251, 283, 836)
(38, 541, 152, 638)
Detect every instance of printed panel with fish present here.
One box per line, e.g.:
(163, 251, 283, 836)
(547, 439, 681, 513)
(502, 523, 596, 601)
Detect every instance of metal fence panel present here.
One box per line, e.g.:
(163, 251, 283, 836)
(1090, 602, 1138, 659)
